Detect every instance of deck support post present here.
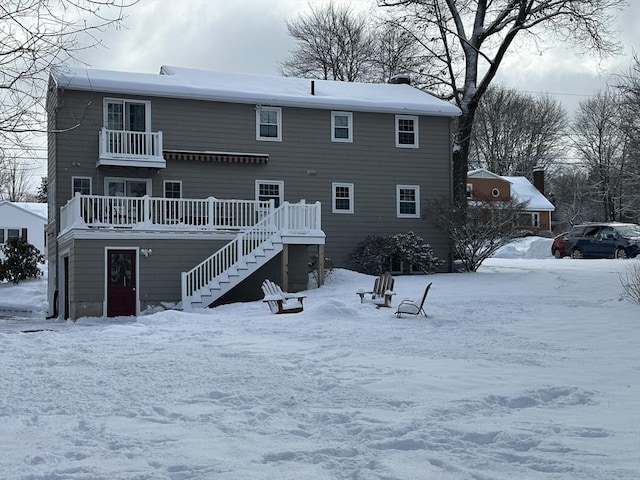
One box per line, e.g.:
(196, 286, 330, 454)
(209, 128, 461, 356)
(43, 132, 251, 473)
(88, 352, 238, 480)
(317, 244, 325, 287)
(282, 243, 289, 291)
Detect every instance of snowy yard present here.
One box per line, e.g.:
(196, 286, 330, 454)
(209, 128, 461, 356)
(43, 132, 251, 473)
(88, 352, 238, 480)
(0, 237, 638, 480)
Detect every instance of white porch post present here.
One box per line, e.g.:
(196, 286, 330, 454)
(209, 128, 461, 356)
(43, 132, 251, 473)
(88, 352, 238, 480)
(143, 195, 151, 223)
(207, 197, 215, 230)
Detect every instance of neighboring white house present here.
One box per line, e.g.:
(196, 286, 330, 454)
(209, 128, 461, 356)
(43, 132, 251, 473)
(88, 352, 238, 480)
(0, 202, 48, 259)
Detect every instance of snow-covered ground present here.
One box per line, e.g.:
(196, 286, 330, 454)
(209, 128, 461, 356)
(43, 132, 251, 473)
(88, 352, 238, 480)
(1, 237, 638, 480)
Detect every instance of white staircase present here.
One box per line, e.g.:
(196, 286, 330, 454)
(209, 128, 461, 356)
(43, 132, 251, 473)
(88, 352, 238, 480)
(181, 201, 322, 310)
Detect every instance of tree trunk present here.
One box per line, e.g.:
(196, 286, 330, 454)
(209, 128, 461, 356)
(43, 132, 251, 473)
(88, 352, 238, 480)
(453, 107, 478, 208)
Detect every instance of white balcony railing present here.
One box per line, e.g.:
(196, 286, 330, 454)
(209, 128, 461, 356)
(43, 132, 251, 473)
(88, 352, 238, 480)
(98, 128, 165, 167)
(59, 194, 274, 233)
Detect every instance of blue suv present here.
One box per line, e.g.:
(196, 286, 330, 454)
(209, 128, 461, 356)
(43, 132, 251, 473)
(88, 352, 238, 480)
(566, 223, 640, 259)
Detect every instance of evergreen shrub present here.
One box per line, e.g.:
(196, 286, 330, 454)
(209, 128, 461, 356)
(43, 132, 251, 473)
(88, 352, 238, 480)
(0, 238, 45, 284)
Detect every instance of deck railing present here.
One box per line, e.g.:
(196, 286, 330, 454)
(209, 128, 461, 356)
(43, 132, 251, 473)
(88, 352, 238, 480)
(59, 194, 274, 232)
(181, 200, 321, 306)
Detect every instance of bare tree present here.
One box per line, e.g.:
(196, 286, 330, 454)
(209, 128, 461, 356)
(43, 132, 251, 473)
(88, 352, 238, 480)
(470, 85, 567, 177)
(614, 54, 640, 223)
(0, 155, 36, 201)
(547, 168, 600, 229)
(281, 3, 423, 83)
(0, 0, 136, 195)
(426, 194, 530, 272)
(379, 0, 626, 206)
(370, 21, 424, 83)
(281, 2, 375, 81)
(572, 88, 627, 221)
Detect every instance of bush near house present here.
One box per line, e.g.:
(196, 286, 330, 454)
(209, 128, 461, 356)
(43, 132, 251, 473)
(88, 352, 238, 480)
(347, 232, 443, 275)
(0, 238, 45, 284)
(620, 262, 640, 306)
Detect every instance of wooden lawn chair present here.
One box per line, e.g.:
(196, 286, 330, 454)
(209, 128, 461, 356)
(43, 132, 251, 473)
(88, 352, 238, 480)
(261, 279, 305, 314)
(356, 273, 396, 308)
(396, 282, 432, 318)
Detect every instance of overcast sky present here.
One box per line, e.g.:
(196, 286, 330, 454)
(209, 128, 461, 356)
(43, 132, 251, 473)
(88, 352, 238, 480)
(28, 0, 636, 182)
(75, 0, 638, 115)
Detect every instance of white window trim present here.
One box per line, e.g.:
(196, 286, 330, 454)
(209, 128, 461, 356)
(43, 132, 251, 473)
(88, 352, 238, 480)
(256, 106, 282, 142)
(163, 180, 182, 198)
(104, 177, 152, 197)
(255, 180, 284, 206)
(395, 115, 419, 148)
(396, 185, 420, 218)
(103, 98, 152, 131)
(531, 212, 540, 228)
(0, 227, 21, 245)
(466, 183, 473, 198)
(72, 176, 92, 195)
(332, 182, 354, 214)
(331, 111, 353, 143)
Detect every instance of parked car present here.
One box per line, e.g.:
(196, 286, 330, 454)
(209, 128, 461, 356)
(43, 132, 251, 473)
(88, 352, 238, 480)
(565, 223, 640, 259)
(551, 231, 569, 258)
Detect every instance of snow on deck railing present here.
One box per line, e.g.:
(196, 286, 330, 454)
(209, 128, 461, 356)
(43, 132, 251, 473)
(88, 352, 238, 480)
(59, 194, 273, 232)
(181, 200, 321, 309)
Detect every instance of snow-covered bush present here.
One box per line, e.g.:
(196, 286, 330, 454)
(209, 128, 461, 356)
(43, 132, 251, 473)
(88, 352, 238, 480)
(620, 261, 640, 305)
(346, 235, 395, 275)
(0, 238, 45, 284)
(346, 232, 442, 275)
(392, 231, 444, 274)
(308, 256, 334, 281)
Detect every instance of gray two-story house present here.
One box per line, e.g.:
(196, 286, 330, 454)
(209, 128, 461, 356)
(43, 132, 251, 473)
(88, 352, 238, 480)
(46, 65, 460, 320)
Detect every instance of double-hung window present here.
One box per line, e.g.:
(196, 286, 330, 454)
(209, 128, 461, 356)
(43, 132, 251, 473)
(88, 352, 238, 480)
(256, 107, 282, 141)
(397, 185, 420, 218)
(256, 180, 284, 208)
(164, 181, 182, 199)
(0, 228, 21, 245)
(332, 182, 354, 214)
(163, 181, 182, 223)
(72, 177, 92, 195)
(396, 115, 419, 148)
(331, 112, 353, 142)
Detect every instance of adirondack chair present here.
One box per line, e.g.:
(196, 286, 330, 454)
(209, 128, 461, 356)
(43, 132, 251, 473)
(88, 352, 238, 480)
(396, 282, 432, 318)
(356, 273, 396, 308)
(261, 279, 306, 314)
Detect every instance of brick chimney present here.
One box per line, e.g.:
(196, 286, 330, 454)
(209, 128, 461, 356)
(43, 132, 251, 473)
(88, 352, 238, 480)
(533, 166, 545, 195)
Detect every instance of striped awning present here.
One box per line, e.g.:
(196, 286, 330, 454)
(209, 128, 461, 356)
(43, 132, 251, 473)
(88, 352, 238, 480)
(163, 150, 268, 164)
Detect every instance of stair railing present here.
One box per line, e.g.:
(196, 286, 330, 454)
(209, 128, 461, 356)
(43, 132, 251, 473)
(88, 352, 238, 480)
(181, 200, 321, 309)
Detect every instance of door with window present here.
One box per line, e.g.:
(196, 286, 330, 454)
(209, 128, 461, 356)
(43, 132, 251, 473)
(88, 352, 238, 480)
(106, 178, 150, 223)
(105, 99, 149, 155)
(107, 249, 137, 317)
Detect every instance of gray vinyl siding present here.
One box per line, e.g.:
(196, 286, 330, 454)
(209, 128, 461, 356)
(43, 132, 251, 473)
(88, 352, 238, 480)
(63, 236, 310, 316)
(50, 86, 454, 316)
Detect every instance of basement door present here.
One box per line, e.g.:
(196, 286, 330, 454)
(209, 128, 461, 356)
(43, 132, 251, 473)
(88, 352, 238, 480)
(107, 249, 137, 317)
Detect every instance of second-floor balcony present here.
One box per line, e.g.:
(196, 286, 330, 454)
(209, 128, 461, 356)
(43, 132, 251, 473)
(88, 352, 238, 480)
(98, 127, 166, 168)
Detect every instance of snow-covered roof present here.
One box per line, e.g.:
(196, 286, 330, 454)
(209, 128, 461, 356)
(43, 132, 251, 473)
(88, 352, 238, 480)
(467, 168, 503, 179)
(0, 202, 48, 220)
(51, 66, 461, 117)
(502, 176, 555, 211)
(467, 169, 555, 211)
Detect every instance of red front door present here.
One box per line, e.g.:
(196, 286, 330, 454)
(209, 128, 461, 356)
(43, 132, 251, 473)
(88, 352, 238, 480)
(107, 249, 137, 317)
